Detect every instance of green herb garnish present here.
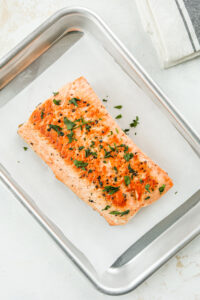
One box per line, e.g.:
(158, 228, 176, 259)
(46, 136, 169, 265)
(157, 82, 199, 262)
(90, 141, 95, 148)
(114, 166, 118, 174)
(130, 116, 139, 128)
(48, 124, 64, 136)
(114, 105, 122, 109)
(103, 99, 107, 102)
(53, 92, 59, 96)
(109, 210, 130, 216)
(53, 99, 61, 105)
(102, 205, 111, 211)
(103, 186, 120, 195)
(145, 184, 150, 193)
(73, 159, 88, 170)
(115, 128, 119, 134)
(104, 149, 113, 158)
(140, 179, 143, 183)
(159, 184, 166, 194)
(41, 110, 44, 119)
(64, 117, 76, 130)
(145, 196, 150, 200)
(85, 148, 97, 158)
(67, 131, 76, 143)
(78, 146, 84, 151)
(115, 114, 122, 119)
(124, 176, 131, 186)
(124, 152, 134, 162)
(23, 147, 28, 151)
(123, 129, 130, 134)
(69, 98, 81, 107)
(128, 164, 137, 177)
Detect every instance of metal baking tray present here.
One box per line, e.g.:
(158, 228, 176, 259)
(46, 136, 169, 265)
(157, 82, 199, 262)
(0, 7, 200, 295)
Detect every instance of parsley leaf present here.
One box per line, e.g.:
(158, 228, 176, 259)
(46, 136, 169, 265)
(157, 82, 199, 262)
(23, 147, 28, 151)
(53, 99, 61, 105)
(145, 196, 150, 200)
(109, 210, 130, 216)
(130, 116, 139, 128)
(145, 184, 150, 193)
(102, 205, 111, 211)
(48, 124, 64, 136)
(102, 99, 107, 102)
(115, 114, 122, 119)
(41, 110, 44, 119)
(85, 148, 97, 158)
(123, 129, 130, 134)
(69, 98, 81, 107)
(114, 105, 122, 109)
(113, 166, 118, 174)
(64, 117, 76, 130)
(73, 160, 88, 170)
(104, 149, 113, 158)
(115, 128, 119, 134)
(124, 176, 131, 186)
(124, 152, 134, 162)
(103, 186, 120, 195)
(53, 92, 59, 96)
(90, 141, 95, 148)
(159, 184, 166, 193)
(128, 164, 137, 176)
(78, 146, 84, 151)
(67, 131, 76, 143)
(120, 210, 130, 216)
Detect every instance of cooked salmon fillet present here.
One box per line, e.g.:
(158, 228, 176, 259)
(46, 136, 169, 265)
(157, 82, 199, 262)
(18, 77, 173, 225)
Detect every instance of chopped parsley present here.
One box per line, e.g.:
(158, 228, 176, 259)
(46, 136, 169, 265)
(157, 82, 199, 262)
(103, 186, 120, 195)
(145, 196, 150, 200)
(99, 144, 103, 150)
(128, 164, 137, 176)
(130, 116, 139, 128)
(109, 210, 130, 216)
(48, 124, 64, 136)
(102, 205, 111, 211)
(124, 152, 134, 162)
(69, 98, 81, 107)
(41, 110, 44, 119)
(115, 128, 119, 134)
(140, 179, 143, 183)
(114, 105, 122, 109)
(104, 149, 113, 158)
(53, 99, 61, 105)
(123, 129, 130, 134)
(113, 166, 118, 174)
(73, 160, 88, 170)
(175, 191, 178, 195)
(23, 147, 28, 151)
(85, 148, 97, 158)
(124, 176, 131, 186)
(145, 184, 150, 193)
(78, 146, 84, 151)
(90, 141, 95, 148)
(67, 131, 76, 143)
(108, 131, 113, 137)
(115, 114, 122, 119)
(159, 184, 166, 194)
(64, 117, 76, 130)
(102, 99, 107, 102)
(53, 92, 59, 96)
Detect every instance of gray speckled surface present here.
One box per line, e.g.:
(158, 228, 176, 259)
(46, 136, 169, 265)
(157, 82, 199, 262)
(0, 1, 200, 299)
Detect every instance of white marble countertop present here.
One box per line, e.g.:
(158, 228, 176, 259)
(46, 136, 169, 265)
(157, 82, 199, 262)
(0, 1, 200, 299)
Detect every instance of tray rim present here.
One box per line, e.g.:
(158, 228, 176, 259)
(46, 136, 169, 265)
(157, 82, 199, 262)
(0, 7, 200, 296)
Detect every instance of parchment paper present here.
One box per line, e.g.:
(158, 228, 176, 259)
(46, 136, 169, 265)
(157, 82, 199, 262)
(0, 34, 199, 274)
